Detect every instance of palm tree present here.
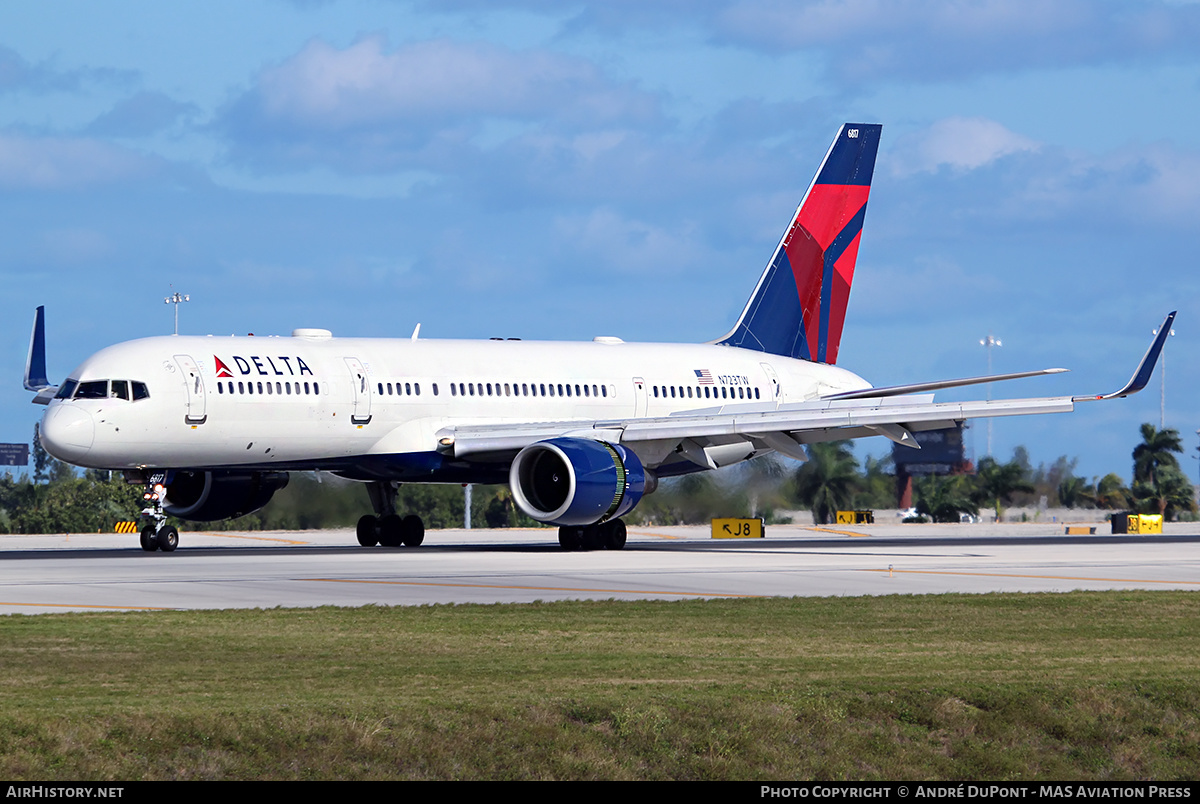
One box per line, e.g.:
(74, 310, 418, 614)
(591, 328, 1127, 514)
(1094, 473, 1131, 510)
(974, 455, 1034, 521)
(1131, 424, 1194, 519)
(914, 474, 978, 523)
(1057, 475, 1095, 509)
(794, 441, 858, 525)
(1132, 463, 1196, 520)
(1133, 423, 1182, 486)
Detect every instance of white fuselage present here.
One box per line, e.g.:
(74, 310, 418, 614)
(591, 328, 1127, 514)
(38, 331, 872, 476)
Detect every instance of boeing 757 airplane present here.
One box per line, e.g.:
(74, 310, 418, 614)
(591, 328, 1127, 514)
(24, 124, 1174, 552)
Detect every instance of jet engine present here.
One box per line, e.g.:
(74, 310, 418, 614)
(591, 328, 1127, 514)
(163, 470, 290, 521)
(509, 437, 649, 526)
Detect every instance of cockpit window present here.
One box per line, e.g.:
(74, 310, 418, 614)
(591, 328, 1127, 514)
(62, 379, 149, 401)
(75, 380, 107, 399)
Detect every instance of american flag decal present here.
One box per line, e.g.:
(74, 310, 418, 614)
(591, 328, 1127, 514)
(694, 369, 714, 385)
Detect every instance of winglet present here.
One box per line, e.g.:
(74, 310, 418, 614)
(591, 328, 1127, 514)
(1074, 311, 1176, 401)
(23, 306, 50, 392)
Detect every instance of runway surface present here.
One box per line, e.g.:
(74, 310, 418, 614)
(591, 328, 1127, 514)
(1, 522, 1198, 614)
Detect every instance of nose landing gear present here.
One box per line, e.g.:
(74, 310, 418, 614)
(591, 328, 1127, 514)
(138, 474, 179, 553)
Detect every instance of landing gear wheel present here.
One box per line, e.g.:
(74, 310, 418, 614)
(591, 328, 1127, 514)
(604, 520, 627, 551)
(157, 525, 179, 553)
(356, 515, 379, 547)
(558, 526, 583, 551)
(400, 515, 425, 547)
(378, 514, 403, 547)
(139, 525, 158, 552)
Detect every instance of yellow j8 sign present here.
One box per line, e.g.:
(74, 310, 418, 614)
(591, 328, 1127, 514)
(711, 518, 764, 539)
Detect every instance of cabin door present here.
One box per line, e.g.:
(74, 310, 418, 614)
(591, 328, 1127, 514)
(174, 354, 207, 425)
(344, 357, 372, 425)
(632, 377, 647, 417)
(760, 363, 782, 407)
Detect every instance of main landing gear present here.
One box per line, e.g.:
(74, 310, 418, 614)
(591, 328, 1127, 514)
(356, 481, 425, 548)
(558, 519, 627, 551)
(138, 478, 179, 553)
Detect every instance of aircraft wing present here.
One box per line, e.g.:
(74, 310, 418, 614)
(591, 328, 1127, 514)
(441, 311, 1175, 469)
(440, 394, 1074, 468)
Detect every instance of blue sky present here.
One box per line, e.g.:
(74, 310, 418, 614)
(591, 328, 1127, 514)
(3, 0, 1200, 484)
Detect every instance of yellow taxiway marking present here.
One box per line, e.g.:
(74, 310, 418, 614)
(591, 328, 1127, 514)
(189, 532, 311, 545)
(626, 529, 687, 540)
(308, 578, 761, 598)
(804, 526, 872, 538)
(0, 601, 175, 611)
(861, 568, 1200, 585)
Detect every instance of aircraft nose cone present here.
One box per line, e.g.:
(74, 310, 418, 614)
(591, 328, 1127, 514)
(40, 405, 94, 463)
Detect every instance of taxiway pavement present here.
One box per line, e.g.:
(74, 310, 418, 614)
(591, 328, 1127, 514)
(0, 522, 1197, 614)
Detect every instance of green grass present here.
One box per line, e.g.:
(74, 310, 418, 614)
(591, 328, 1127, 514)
(1, 592, 1198, 780)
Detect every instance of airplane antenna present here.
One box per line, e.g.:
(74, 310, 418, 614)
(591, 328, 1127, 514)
(165, 288, 191, 336)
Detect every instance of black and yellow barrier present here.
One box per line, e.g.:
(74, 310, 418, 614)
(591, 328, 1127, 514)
(711, 518, 764, 539)
(114, 521, 139, 533)
(1111, 514, 1163, 535)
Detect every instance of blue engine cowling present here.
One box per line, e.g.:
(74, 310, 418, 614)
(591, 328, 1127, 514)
(164, 470, 290, 522)
(509, 438, 646, 526)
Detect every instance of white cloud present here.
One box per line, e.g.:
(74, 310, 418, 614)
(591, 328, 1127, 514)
(891, 117, 1040, 176)
(0, 134, 158, 189)
(714, 0, 1200, 83)
(1019, 140, 1200, 226)
(220, 35, 663, 173)
(245, 35, 658, 130)
(553, 208, 703, 276)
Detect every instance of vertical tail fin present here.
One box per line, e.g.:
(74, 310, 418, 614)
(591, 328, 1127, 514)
(717, 123, 881, 364)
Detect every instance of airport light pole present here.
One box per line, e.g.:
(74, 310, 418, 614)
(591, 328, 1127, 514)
(165, 289, 190, 335)
(1153, 324, 1174, 429)
(979, 332, 1001, 456)
(1195, 429, 1200, 487)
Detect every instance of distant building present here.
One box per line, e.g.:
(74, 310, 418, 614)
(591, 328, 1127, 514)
(892, 424, 973, 508)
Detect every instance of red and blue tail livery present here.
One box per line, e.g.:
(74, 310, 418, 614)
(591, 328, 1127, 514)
(718, 123, 881, 365)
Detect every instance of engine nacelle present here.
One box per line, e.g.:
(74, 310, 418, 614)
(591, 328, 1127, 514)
(164, 470, 290, 521)
(509, 438, 647, 527)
